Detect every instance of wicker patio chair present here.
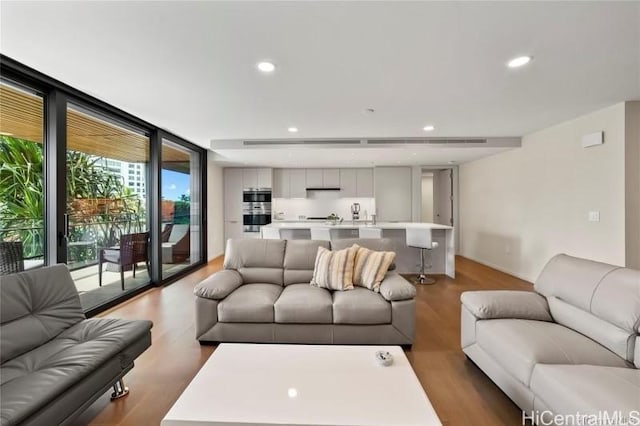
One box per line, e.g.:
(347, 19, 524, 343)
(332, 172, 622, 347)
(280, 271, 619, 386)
(98, 232, 149, 290)
(0, 241, 25, 275)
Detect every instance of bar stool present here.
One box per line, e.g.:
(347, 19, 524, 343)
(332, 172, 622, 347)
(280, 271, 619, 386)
(405, 227, 439, 285)
(359, 227, 383, 239)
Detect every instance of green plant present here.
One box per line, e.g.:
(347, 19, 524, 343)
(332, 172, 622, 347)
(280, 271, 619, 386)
(0, 136, 45, 258)
(0, 135, 145, 262)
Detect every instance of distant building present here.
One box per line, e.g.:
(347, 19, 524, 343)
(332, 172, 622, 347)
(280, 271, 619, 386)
(95, 158, 147, 199)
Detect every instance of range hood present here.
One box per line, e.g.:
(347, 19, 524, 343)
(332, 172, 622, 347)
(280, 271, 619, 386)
(306, 187, 341, 191)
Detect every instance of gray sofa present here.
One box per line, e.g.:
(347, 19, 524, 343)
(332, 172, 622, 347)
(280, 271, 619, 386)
(461, 254, 640, 423)
(0, 265, 153, 426)
(195, 238, 416, 345)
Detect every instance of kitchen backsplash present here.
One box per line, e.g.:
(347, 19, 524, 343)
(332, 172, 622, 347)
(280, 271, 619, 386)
(273, 195, 376, 221)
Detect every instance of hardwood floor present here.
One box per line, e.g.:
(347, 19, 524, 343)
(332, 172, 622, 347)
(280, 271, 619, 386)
(78, 255, 532, 426)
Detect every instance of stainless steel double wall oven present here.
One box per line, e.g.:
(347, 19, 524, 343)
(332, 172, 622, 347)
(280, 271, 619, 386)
(242, 188, 272, 233)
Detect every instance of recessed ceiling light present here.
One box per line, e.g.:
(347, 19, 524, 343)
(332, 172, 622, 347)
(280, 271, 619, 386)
(507, 56, 532, 68)
(287, 127, 298, 133)
(448, 160, 456, 164)
(423, 125, 435, 132)
(257, 61, 276, 73)
(412, 152, 417, 156)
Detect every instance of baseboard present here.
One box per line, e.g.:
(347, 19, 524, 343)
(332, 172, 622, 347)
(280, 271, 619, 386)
(459, 255, 534, 283)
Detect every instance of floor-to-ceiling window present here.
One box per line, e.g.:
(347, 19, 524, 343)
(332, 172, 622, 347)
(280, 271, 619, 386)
(161, 138, 202, 278)
(0, 56, 207, 315)
(0, 79, 45, 273)
(65, 103, 151, 311)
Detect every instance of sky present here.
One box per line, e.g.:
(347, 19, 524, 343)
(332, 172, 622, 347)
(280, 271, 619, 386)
(162, 169, 191, 201)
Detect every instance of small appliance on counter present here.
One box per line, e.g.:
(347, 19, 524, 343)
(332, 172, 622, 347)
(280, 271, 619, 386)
(243, 188, 272, 233)
(350, 203, 361, 221)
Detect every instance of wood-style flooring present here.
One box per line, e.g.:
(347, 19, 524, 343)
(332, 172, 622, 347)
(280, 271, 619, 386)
(77, 255, 532, 426)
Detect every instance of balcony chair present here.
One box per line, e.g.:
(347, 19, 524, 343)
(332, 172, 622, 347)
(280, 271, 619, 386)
(161, 224, 190, 264)
(0, 241, 24, 275)
(98, 232, 150, 290)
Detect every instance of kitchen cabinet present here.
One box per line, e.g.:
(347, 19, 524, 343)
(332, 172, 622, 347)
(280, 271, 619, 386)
(323, 169, 340, 188)
(273, 169, 290, 198)
(242, 168, 258, 189)
(305, 169, 323, 188)
(374, 166, 412, 221)
(356, 168, 374, 197)
(339, 169, 357, 197)
(257, 168, 272, 188)
(224, 168, 243, 221)
(289, 169, 307, 198)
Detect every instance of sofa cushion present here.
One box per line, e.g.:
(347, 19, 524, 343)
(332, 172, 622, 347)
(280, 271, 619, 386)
(331, 238, 396, 271)
(476, 319, 628, 386)
(283, 240, 330, 285)
(534, 254, 640, 363)
(352, 245, 396, 292)
(0, 318, 152, 426)
(224, 239, 286, 285)
(0, 265, 85, 363)
(274, 284, 333, 324)
(310, 245, 357, 291)
(332, 288, 391, 324)
(530, 365, 640, 417)
(217, 284, 282, 323)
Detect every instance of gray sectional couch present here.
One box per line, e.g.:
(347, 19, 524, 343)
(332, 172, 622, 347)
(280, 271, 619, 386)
(461, 254, 640, 423)
(195, 238, 416, 345)
(0, 265, 153, 426)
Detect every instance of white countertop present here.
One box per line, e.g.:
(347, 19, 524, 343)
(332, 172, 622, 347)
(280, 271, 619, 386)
(264, 221, 453, 230)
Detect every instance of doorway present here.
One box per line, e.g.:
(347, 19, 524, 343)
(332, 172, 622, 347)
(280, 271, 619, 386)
(421, 169, 453, 226)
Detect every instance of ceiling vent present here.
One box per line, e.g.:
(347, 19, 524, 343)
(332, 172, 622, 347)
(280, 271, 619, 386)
(366, 138, 487, 145)
(243, 139, 361, 146)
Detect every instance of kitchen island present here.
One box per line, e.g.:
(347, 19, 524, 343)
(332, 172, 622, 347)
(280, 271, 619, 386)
(261, 221, 455, 278)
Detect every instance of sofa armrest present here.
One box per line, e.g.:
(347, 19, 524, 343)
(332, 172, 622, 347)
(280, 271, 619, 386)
(460, 290, 552, 321)
(194, 270, 243, 300)
(379, 273, 416, 302)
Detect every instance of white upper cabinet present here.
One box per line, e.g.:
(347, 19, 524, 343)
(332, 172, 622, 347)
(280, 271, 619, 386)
(374, 166, 412, 221)
(242, 168, 258, 189)
(273, 169, 290, 198)
(356, 168, 374, 197)
(271, 167, 374, 198)
(289, 169, 307, 198)
(224, 168, 243, 220)
(305, 169, 323, 188)
(323, 169, 340, 188)
(339, 169, 357, 197)
(257, 168, 272, 188)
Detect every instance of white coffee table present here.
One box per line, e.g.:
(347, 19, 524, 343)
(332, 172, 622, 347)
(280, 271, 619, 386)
(162, 344, 441, 426)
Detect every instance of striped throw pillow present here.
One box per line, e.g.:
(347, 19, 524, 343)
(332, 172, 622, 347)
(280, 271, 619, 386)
(353, 244, 396, 292)
(310, 245, 358, 291)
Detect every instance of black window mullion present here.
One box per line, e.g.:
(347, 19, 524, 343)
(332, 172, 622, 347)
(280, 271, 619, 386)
(44, 89, 68, 265)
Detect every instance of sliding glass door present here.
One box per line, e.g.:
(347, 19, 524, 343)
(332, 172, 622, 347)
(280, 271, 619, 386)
(161, 138, 202, 278)
(0, 79, 46, 273)
(1, 57, 207, 315)
(65, 103, 151, 310)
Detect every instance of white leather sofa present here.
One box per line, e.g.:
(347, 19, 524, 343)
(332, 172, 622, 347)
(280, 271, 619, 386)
(461, 254, 639, 424)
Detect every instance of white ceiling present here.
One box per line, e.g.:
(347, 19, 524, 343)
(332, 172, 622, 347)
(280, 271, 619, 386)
(1, 1, 639, 167)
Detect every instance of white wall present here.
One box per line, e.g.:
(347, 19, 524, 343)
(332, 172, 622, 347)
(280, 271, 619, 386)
(460, 102, 627, 282)
(421, 175, 434, 222)
(207, 151, 225, 260)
